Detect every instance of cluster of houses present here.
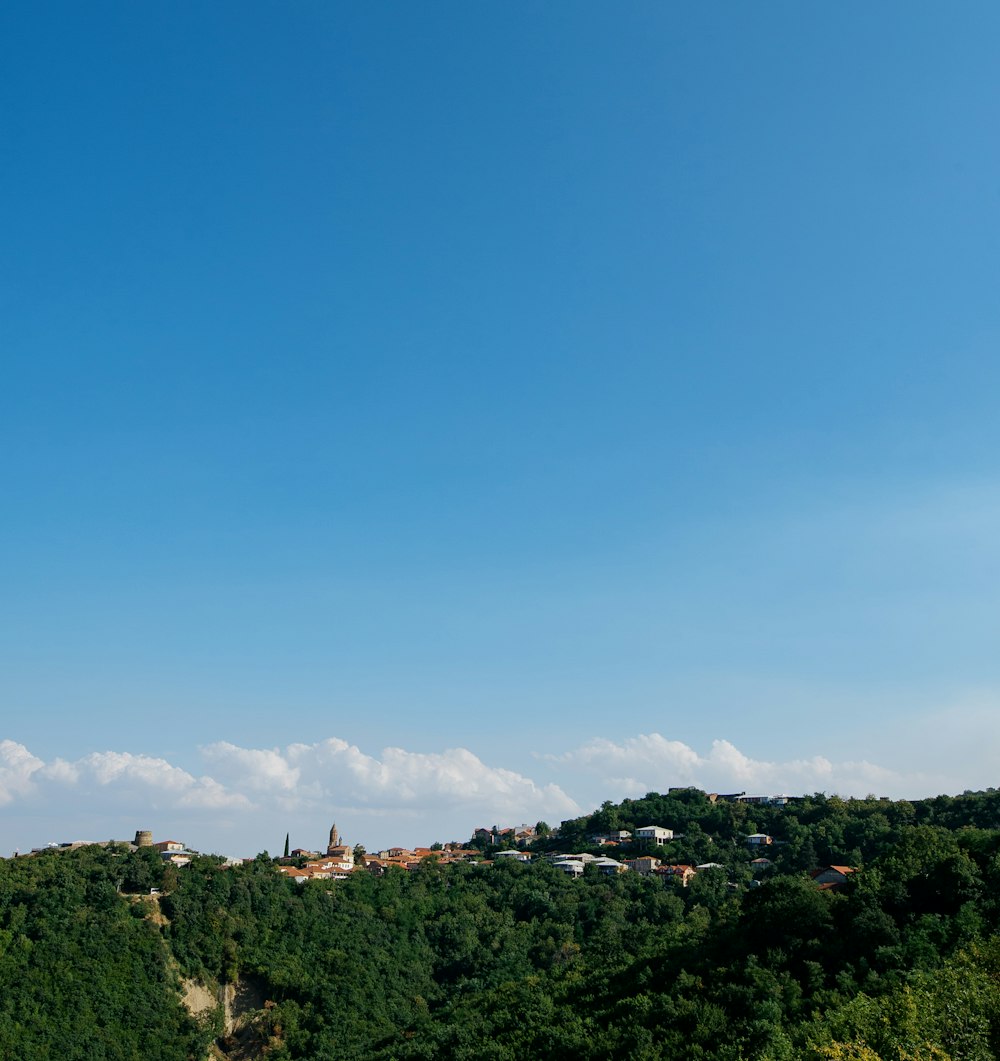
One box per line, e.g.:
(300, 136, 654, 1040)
(710, 792, 795, 806)
(274, 823, 719, 887)
(277, 824, 485, 884)
(269, 821, 855, 893)
(24, 829, 201, 867)
(502, 850, 700, 885)
(13, 797, 857, 897)
(473, 823, 541, 846)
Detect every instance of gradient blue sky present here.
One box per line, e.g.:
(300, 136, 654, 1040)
(2, 4, 999, 855)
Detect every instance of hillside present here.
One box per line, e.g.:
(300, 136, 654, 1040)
(2, 788, 1000, 1059)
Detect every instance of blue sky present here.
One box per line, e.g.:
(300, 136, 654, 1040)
(2, 3, 999, 856)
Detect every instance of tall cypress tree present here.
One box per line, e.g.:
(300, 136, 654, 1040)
(283, 832, 290, 858)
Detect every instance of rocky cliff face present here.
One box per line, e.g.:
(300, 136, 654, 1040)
(179, 974, 273, 1060)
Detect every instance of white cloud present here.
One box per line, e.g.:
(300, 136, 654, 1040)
(0, 740, 45, 806)
(82, 751, 204, 793)
(201, 743, 301, 793)
(0, 744, 249, 814)
(546, 732, 937, 803)
(177, 776, 248, 810)
(0, 736, 581, 856)
(203, 737, 580, 820)
(39, 758, 80, 785)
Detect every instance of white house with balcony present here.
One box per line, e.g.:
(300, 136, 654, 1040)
(635, 825, 674, 844)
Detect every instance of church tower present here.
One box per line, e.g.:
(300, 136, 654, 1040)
(327, 823, 340, 854)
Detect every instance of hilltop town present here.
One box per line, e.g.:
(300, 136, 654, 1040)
(13, 790, 860, 895)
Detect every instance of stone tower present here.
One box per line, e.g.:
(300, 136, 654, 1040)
(134, 830, 152, 848)
(327, 823, 340, 854)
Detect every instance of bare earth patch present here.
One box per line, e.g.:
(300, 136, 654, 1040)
(181, 978, 218, 1020)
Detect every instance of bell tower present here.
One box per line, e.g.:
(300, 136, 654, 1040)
(327, 823, 340, 854)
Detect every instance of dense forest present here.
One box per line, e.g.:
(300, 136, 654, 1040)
(2, 788, 1000, 1059)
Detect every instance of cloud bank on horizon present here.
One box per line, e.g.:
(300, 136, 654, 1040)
(1, 726, 990, 857)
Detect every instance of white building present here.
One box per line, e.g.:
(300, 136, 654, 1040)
(495, 850, 531, 862)
(592, 857, 628, 875)
(746, 833, 773, 846)
(635, 825, 674, 844)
